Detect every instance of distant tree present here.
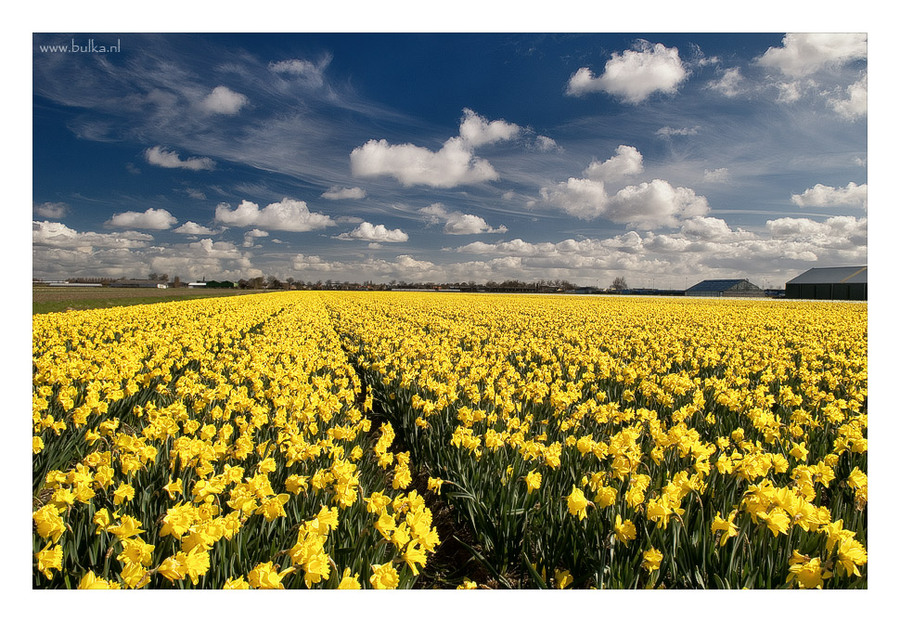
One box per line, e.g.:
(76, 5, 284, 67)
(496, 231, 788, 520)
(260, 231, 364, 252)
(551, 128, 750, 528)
(611, 276, 628, 292)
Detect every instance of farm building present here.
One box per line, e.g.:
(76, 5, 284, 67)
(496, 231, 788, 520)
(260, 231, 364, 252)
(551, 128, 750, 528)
(109, 279, 168, 288)
(785, 266, 867, 300)
(685, 279, 764, 297)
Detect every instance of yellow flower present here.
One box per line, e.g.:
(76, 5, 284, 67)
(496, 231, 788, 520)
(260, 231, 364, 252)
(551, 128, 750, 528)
(566, 485, 591, 521)
(248, 561, 295, 589)
(711, 510, 739, 546)
(338, 568, 362, 589)
(787, 556, 832, 589)
(756, 508, 791, 537)
(836, 538, 868, 578)
(113, 482, 135, 505)
(223, 576, 250, 589)
(614, 514, 636, 544)
(78, 570, 113, 589)
(35, 543, 63, 579)
(555, 569, 574, 589)
(524, 470, 542, 494)
(107, 515, 145, 539)
(642, 548, 663, 572)
(162, 478, 183, 500)
(157, 555, 187, 583)
(369, 562, 400, 589)
(402, 541, 428, 575)
(427, 477, 444, 494)
(33, 505, 66, 543)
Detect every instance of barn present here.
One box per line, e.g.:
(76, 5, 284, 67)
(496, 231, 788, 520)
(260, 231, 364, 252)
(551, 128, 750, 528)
(685, 279, 764, 297)
(785, 266, 867, 300)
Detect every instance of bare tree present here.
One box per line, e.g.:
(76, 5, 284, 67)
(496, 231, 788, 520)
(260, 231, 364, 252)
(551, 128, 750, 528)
(611, 276, 628, 292)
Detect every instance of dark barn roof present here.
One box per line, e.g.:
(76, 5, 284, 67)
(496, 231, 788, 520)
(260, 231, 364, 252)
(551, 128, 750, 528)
(786, 266, 867, 285)
(686, 279, 761, 293)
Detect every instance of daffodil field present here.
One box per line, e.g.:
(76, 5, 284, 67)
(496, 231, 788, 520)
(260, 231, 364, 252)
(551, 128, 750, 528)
(32, 291, 867, 589)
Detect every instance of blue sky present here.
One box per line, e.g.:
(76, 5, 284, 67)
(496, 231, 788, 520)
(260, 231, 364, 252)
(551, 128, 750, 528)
(32, 28, 868, 289)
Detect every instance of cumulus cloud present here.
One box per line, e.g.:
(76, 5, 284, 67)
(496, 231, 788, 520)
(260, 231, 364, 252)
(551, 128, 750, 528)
(214, 198, 335, 231)
(32, 221, 261, 282)
(829, 75, 867, 120)
(791, 182, 867, 209)
(242, 229, 269, 247)
(458, 108, 521, 147)
(106, 207, 177, 230)
(566, 40, 688, 103)
(757, 33, 867, 78)
(145, 146, 215, 171)
(541, 148, 709, 228)
(351, 137, 497, 188)
(679, 217, 753, 241)
(541, 177, 610, 220)
(350, 109, 520, 188)
(606, 180, 709, 229)
(199, 86, 249, 115)
(174, 221, 217, 235)
(34, 220, 153, 251)
(419, 203, 507, 235)
(34, 201, 68, 218)
(336, 222, 408, 243)
(583, 145, 644, 183)
(766, 215, 867, 247)
(321, 186, 367, 200)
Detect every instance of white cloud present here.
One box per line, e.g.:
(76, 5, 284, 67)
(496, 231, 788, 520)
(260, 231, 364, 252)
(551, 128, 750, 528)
(189, 238, 245, 259)
(829, 75, 867, 120)
(584, 145, 644, 183)
(145, 146, 215, 171)
(679, 217, 753, 241)
(34, 201, 68, 218)
(458, 108, 521, 147)
(606, 179, 710, 229)
(542, 149, 709, 229)
(566, 40, 688, 103)
(336, 222, 408, 243)
(174, 221, 217, 235)
(242, 229, 269, 247)
(766, 215, 867, 247)
(656, 126, 699, 138)
(541, 177, 609, 220)
(107, 208, 177, 230)
(321, 186, 367, 200)
(268, 56, 331, 87)
(350, 109, 521, 188)
(199, 86, 249, 115)
(708, 67, 743, 97)
(419, 203, 507, 235)
(757, 33, 867, 78)
(32, 221, 260, 282)
(703, 168, 730, 183)
(791, 182, 867, 209)
(34, 220, 152, 251)
(351, 137, 498, 188)
(214, 198, 335, 231)
(533, 135, 559, 152)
